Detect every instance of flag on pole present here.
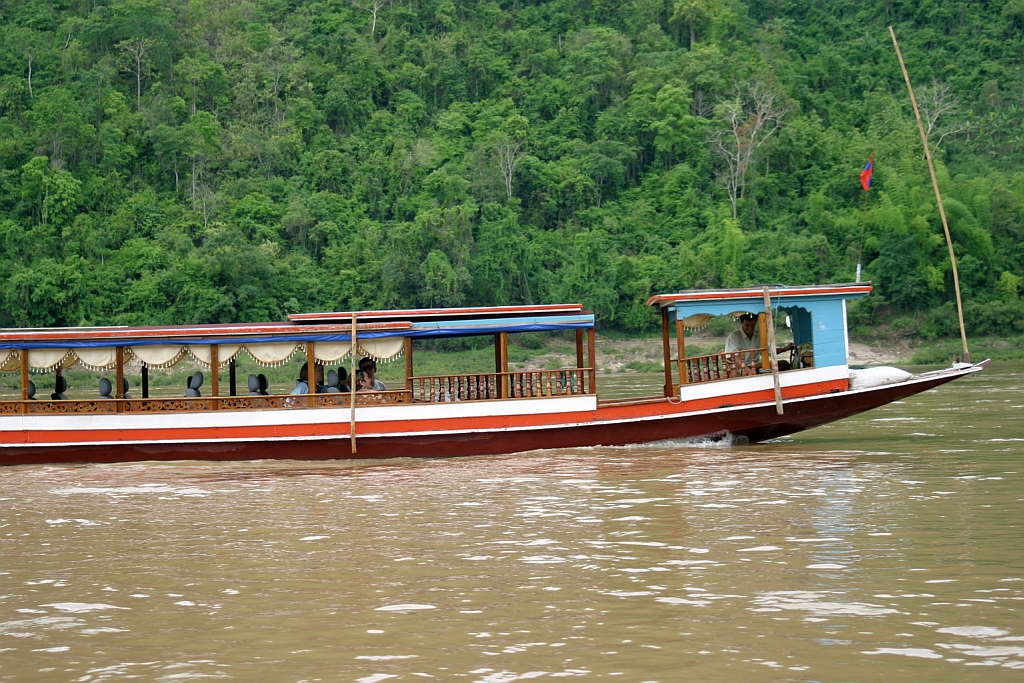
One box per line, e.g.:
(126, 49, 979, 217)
(860, 154, 873, 191)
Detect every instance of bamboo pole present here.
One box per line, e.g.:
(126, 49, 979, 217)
(889, 26, 970, 363)
(763, 287, 784, 415)
(350, 314, 357, 454)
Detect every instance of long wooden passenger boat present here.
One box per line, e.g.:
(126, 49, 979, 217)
(0, 283, 985, 466)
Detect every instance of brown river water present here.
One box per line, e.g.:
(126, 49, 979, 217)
(2, 363, 1023, 682)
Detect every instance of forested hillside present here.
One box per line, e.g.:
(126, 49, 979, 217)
(1, 0, 1023, 337)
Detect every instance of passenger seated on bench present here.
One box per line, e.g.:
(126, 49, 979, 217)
(323, 368, 350, 393)
(355, 370, 375, 392)
(248, 373, 271, 395)
(358, 357, 387, 390)
(290, 364, 324, 394)
(25, 380, 37, 400)
(51, 376, 69, 400)
(186, 372, 203, 397)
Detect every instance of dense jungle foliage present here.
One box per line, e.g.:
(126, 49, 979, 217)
(1, 0, 1023, 338)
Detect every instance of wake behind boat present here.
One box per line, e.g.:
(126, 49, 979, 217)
(0, 283, 985, 465)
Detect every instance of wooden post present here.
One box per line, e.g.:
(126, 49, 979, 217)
(660, 306, 673, 397)
(493, 333, 502, 398)
(890, 27, 970, 364)
(676, 318, 687, 386)
(494, 332, 508, 398)
(115, 346, 124, 412)
(306, 341, 316, 408)
(758, 313, 771, 371)
(20, 350, 28, 413)
(575, 329, 584, 396)
(350, 314, 357, 454)
(142, 365, 149, 399)
(210, 344, 220, 408)
(587, 327, 597, 396)
(404, 337, 413, 394)
(229, 358, 236, 396)
(763, 287, 784, 415)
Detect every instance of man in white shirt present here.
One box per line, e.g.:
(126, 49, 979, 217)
(358, 357, 388, 391)
(725, 313, 795, 367)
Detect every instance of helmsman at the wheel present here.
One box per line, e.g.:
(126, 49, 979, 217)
(725, 313, 795, 365)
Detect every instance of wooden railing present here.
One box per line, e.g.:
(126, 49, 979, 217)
(411, 368, 594, 402)
(680, 349, 765, 384)
(0, 391, 412, 415)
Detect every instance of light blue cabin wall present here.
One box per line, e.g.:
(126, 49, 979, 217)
(801, 302, 846, 367)
(780, 307, 813, 347)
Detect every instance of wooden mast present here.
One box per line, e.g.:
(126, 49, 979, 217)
(889, 27, 970, 363)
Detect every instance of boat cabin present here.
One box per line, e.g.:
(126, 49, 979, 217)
(647, 283, 872, 397)
(0, 305, 596, 415)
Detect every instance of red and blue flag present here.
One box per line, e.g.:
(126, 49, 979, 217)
(860, 154, 873, 191)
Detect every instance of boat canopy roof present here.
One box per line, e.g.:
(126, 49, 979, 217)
(647, 283, 872, 319)
(289, 303, 585, 324)
(0, 304, 594, 372)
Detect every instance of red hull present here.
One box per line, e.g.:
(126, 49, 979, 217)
(0, 366, 977, 466)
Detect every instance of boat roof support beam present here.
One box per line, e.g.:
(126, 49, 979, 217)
(661, 307, 673, 398)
